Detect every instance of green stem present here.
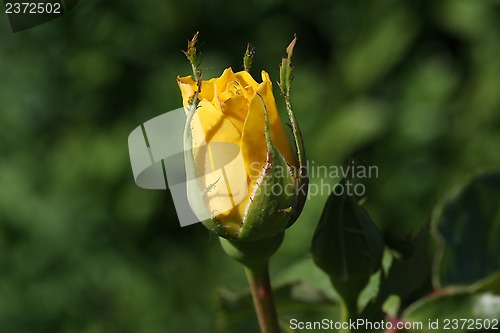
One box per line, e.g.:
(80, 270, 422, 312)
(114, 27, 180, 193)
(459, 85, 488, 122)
(219, 234, 284, 332)
(340, 297, 359, 321)
(245, 263, 281, 333)
(338, 299, 358, 333)
(331, 277, 365, 333)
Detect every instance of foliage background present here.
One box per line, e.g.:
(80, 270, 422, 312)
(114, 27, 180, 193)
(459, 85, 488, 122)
(0, 0, 499, 332)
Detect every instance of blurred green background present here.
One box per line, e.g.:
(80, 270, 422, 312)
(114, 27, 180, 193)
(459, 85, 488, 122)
(1, 0, 500, 332)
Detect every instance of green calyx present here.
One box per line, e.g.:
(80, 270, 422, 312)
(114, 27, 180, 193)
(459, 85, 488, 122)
(220, 232, 284, 270)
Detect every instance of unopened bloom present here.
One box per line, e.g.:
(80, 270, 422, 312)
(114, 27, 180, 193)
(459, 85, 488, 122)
(178, 67, 305, 240)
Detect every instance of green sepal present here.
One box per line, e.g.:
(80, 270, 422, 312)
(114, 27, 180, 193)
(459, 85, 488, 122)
(243, 43, 255, 73)
(278, 35, 308, 222)
(238, 95, 299, 241)
(278, 35, 296, 97)
(182, 32, 201, 81)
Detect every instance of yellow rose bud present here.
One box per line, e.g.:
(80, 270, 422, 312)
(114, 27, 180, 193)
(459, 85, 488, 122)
(178, 68, 303, 240)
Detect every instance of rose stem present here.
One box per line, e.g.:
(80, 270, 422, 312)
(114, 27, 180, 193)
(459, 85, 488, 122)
(245, 263, 281, 333)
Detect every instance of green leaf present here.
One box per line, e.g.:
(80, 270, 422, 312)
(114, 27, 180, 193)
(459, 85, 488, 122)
(472, 271, 500, 294)
(403, 287, 500, 333)
(432, 170, 500, 287)
(382, 295, 401, 317)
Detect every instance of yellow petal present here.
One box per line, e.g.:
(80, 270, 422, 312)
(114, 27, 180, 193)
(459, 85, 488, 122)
(194, 142, 248, 234)
(194, 99, 241, 145)
(259, 71, 298, 169)
(213, 68, 241, 96)
(189, 99, 241, 181)
(190, 100, 249, 232)
(177, 75, 216, 109)
(216, 81, 248, 134)
(177, 76, 195, 107)
(241, 71, 298, 183)
(235, 70, 259, 89)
